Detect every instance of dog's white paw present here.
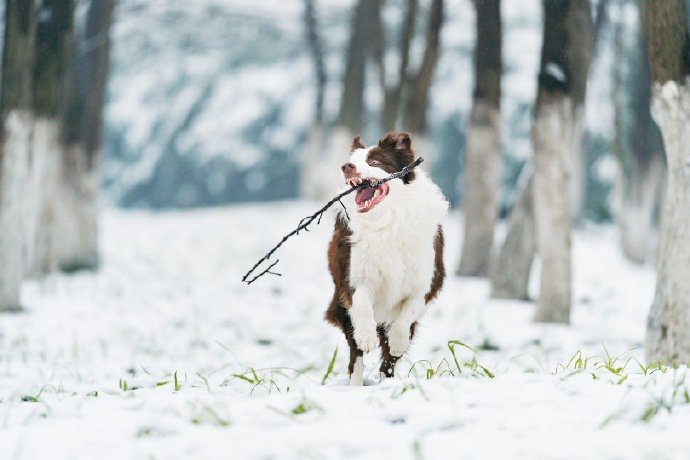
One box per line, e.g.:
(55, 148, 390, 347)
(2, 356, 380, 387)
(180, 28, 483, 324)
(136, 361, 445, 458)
(354, 325, 378, 353)
(388, 327, 410, 357)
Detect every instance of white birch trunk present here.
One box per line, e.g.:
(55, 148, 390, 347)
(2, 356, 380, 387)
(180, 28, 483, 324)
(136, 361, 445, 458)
(458, 101, 502, 276)
(55, 144, 100, 271)
(533, 98, 578, 323)
(318, 126, 354, 200)
(29, 117, 63, 276)
(569, 127, 585, 218)
(300, 123, 323, 200)
(646, 81, 690, 364)
(489, 169, 535, 300)
(409, 133, 434, 170)
(0, 110, 31, 310)
(618, 156, 664, 265)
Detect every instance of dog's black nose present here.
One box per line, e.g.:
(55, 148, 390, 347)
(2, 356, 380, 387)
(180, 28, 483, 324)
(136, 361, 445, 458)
(342, 163, 356, 173)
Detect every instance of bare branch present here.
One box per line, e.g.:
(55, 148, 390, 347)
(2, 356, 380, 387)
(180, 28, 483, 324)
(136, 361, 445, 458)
(244, 260, 282, 285)
(242, 157, 425, 285)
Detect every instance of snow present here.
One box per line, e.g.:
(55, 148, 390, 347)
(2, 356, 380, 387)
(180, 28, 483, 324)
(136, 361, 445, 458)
(1, 203, 688, 459)
(544, 62, 566, 83)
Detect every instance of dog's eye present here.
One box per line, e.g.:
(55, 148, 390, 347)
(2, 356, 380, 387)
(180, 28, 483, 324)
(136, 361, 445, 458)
(369, 160, 381, 166)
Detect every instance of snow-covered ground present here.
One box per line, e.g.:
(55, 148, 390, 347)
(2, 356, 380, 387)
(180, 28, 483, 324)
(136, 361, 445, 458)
(2, 203, 689, 460)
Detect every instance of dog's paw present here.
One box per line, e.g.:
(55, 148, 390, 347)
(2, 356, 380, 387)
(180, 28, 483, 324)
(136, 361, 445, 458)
(354, 325, 378, 353)
(388, 326, 410, 357)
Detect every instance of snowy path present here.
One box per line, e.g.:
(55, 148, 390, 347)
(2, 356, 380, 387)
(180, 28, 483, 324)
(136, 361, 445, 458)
(1, 203, 688, 460)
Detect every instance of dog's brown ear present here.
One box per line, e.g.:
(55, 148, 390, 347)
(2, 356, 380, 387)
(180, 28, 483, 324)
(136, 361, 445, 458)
(394, 132, 411, 151)
(379, 132, 412, 152)
(351, 135, 365, 151)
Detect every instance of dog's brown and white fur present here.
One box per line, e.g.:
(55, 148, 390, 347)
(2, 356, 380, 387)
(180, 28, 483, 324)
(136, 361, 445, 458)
(325, 132, 448, 385)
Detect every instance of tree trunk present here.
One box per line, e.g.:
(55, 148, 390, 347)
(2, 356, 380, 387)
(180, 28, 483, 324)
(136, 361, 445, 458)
(401, 0, 443, 164)
(620, 156, 664, 264)
(30, 0, 76, 275)
(0, 0, 36, 311)
(490, 170, 535, 300)
(301, 0, 326, 200)
(613, 5, 665, 265)
(318, 0, 379, 199)
(458, 0, 502, 277)
(57, 0, 115, 271)
(533, 0, 591, 324)
(379, 0, 417, 133)
(644, 0, 690, 365)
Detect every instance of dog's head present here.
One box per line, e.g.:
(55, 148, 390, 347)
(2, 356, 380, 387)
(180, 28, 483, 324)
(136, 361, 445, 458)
(341, 132, 416, 214)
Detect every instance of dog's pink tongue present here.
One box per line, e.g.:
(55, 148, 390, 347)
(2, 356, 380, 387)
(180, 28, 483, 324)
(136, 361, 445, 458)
(355, 187, 375, 205)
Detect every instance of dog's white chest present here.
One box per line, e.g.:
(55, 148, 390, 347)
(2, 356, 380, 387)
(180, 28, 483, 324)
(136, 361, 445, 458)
(342, 170, 448, 325)
(349, 218, 437, 324)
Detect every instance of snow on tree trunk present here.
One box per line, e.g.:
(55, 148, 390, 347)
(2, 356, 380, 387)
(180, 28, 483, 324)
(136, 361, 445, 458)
(458, 102, 501, 276)
(646, 81, 690, 364)
(490, 171, 535, 300)
(533, 99, 579, 323)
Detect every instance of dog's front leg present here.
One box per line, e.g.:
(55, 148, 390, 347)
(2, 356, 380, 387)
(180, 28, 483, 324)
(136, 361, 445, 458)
(388, 296, 425, 357)
(349, 288, 378, 354)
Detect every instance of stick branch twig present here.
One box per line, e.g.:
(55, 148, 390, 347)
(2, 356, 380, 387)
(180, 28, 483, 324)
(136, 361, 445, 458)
(242, 157, 424, 285)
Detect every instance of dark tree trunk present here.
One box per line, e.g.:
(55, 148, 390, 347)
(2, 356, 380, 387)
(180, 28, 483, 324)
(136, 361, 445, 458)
(645, 0, 690, 84)
(644, 0, 690, 365)
(1, 0, 35, 116)
(33, 0, 75, 119)
(56, 0, 115, 272)
(532, 0, 591, 324)
(78, 0, 115, 168)
(402, 0, 444, 136)
(320, 0, 380, 200)
(301, 0, 327, 199)
(30, 0, 76, 275)
(378, 0, 417, 132)
(458, 0, 502, 277)
(337, 0, 379, 134)
(304, 0, 326, 126)
(613, 4, 665, 265)
(0, 0, 36, 311)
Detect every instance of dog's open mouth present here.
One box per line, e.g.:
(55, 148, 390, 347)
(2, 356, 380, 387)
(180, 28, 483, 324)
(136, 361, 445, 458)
(346, 177, 389, 213)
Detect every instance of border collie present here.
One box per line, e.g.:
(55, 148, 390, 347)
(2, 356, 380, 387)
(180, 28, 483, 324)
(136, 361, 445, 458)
(325, 132, 448, 385)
